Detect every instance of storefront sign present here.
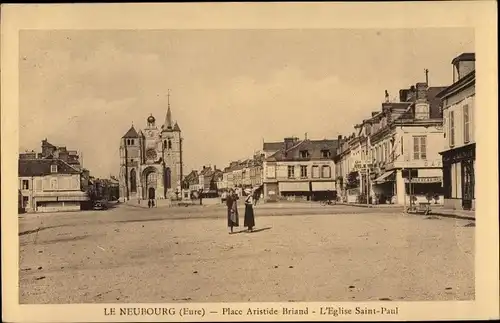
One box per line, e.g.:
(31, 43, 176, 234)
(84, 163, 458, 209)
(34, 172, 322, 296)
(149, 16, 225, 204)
(279, 182, 309, 192)
(311, 181, 335, 191)
(404, 177, 442, 184)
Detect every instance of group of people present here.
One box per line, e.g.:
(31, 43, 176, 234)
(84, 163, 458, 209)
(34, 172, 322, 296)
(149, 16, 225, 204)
(226, 188, 256, 234)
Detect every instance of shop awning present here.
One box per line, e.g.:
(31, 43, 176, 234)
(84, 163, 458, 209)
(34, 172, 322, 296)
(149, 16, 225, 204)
(405, 177, 442, 184)
(374, 171, 395, 184)
(279, 182, 309, 192)
(311, 181, 336, 192)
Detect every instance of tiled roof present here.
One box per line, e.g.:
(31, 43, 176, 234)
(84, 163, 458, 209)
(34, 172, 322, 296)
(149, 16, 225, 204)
(122, 125, 139, 138)
(266, 139, 339, 161)
(436, 71, 475, 100)
(263, 142, 283, 151)
(19, 159, 81, 177)
(173, 122, 181, 132)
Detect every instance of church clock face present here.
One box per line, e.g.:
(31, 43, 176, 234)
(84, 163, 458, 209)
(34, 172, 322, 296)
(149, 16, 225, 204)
(146, 149, 157, 161)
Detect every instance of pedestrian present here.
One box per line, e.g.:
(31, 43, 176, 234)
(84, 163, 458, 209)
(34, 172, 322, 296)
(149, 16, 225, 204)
(253, 189, 260, 206)
(148, 199, 151, 208)
(152, 199, 156, 208)
(199, 190, 203, 205)
(244, 188, 255, 232)
(227, 189, 239, 234)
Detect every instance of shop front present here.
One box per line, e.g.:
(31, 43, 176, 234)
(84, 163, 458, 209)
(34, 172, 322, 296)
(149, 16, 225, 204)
(441, 143, 475, 210)
(278, 181, 310, 201)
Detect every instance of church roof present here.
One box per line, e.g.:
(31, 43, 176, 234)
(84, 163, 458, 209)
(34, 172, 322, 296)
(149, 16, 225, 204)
(122, 125, 139, 138)
(173, 122, 181, 132)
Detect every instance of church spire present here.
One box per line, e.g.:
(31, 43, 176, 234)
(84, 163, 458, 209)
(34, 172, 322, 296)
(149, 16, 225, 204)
(164, 89, 173, 130)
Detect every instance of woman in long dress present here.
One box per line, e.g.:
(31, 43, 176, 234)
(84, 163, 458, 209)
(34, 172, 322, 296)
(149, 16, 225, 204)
(244, 189, 256, 232)
(227, 189, 239, 234)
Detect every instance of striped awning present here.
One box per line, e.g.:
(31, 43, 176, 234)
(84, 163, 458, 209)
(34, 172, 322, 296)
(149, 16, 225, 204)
(374, 171, 395, 184)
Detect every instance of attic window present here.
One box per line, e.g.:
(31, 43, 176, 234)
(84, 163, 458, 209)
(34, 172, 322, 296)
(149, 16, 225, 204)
(51, 164, 58, 173)
(300, 150, 309, 158)
(321, 150, 331, 158)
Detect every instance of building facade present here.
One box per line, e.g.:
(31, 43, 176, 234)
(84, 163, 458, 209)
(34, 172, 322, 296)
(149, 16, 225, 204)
(438, 53, 476, 210)
(119, 102, 183, 201)
(18, 159, 88, 213)
(262, 136, 338, 201)
(351, 83, 448, 205)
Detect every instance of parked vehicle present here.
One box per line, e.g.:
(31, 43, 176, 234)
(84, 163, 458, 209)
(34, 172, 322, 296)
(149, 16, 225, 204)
(93, 200, 108, 210)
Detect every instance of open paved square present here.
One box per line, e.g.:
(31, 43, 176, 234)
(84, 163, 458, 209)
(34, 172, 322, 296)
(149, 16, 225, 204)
(19, 204, 475, 304)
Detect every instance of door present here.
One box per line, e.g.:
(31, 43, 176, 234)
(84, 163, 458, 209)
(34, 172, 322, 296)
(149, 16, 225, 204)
(148, 187, 156, 200)
(461, 159, 474, 210)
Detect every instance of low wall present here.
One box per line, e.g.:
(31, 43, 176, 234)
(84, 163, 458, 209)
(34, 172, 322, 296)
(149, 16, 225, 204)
(443, 198, 475, 211)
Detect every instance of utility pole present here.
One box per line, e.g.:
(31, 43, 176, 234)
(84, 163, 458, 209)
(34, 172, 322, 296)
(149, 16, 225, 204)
(425, 68, 429, 85)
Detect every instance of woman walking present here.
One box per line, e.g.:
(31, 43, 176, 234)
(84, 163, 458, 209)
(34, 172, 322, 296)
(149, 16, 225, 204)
(244, 188, 256, 232)
(227, 189, 239, 234)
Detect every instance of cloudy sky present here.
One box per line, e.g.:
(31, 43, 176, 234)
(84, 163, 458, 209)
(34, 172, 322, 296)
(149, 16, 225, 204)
(19, 28, 474, 178)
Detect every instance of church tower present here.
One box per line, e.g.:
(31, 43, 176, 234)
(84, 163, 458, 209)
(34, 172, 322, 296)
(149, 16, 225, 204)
(119, 124, 141, 201)
(160, 90, 183, 198)
(118, 90, 183, 202)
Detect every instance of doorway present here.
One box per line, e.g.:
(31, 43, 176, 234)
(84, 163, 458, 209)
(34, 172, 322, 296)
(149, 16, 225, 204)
(148, 187, 156, 200)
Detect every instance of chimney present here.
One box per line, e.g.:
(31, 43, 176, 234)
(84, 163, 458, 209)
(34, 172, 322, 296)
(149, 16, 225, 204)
(399, 89, 409, 102)
(337, 135, 342, 142)
(284, 137, 296, 151)
(416, 82, 428, 101)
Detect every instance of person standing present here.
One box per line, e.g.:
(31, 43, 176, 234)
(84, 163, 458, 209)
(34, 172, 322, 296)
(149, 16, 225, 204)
(244, 189, 256, 232)
(227, 189, 239, 234)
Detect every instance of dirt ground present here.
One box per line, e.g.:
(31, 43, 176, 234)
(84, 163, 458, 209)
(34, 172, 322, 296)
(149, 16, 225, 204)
(19, 204, 475, 304)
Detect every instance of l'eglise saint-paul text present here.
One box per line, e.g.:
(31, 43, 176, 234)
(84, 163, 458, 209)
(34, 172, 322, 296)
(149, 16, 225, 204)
(222, 307, 309, 316)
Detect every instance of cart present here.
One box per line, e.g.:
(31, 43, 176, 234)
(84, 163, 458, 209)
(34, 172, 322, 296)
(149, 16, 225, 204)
(406, 202, 431, 215)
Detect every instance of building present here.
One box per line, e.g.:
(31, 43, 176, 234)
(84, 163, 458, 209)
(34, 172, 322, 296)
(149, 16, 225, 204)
(119, 99, 183, 201)
(262, 136, 339, 201)
(438, 53, 476, 210)
(333, 134, 356, 202)
(183, 170, 201, 193)
(349, 82, 448, 205)
(20, 139, 83, 170)
(18, 158, 89, 213)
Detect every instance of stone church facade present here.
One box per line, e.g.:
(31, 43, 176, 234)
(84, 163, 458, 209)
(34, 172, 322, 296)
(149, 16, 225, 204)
(119, 103, 183, 201)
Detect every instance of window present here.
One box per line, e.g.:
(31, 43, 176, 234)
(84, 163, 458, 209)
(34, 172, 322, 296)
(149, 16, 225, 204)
(463, 104, 470, 143)
(287, 166, 295, 178)
(312, 165, 320, 178)
(168, 139, 172, 149)
(131, 139, 135, 145)
(50, 178, 58, 190)
(300, 165, 308, 178)
(413, 136, 427, 160)
(300, 150, 309, 158)
(22, 180, 29, 190)
(449, 110, 455, 147)
(50, 164, 58, 173)
(321, 165, 331, 178)
(321, 150, 330, 158)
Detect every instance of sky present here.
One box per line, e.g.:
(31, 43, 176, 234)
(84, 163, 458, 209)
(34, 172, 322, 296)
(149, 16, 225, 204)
(19, 28, 474, 178)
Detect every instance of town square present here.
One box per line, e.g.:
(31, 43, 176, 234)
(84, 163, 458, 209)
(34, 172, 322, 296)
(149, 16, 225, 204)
(19, 202, 474, 304)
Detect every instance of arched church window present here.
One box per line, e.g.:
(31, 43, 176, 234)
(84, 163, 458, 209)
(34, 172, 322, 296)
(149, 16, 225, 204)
(130, 169, 137, 193)
(168, 139, 172, 150)
(164, 167, 171, 189)
(163, 140, 167, 150)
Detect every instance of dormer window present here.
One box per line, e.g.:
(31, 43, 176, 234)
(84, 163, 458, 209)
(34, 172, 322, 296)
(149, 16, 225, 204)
(300, 150, 309, 158)
(321, 150, 331, 158)
(50, 164, 58, 173)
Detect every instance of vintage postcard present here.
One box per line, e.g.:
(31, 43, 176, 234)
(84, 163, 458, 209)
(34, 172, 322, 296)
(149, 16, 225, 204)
(1, 2, 498, 322)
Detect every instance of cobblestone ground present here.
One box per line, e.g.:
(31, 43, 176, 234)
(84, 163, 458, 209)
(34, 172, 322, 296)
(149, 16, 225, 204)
(19, 204, 475, 304)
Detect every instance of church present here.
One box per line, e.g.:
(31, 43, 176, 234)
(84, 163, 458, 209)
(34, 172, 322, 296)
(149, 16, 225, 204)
(119, 99, 183, 201)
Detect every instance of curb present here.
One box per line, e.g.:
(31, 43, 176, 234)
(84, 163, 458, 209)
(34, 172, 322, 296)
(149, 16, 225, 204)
(429, 212, 475, 221)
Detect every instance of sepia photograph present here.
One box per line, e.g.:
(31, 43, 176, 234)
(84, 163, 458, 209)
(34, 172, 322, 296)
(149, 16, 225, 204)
(2, 2, 499, 322)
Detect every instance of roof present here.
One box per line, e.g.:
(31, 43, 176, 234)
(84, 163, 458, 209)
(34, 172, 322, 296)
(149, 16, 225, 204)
(451, 52, 475, 65)
(436, 70, 475, 100)
(173, 122, 181, 132)
(122, 125, 139, 138)
(19, 159, 81, 177)
(266, 139, 339, 161)
(263, 142, 283, 151)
